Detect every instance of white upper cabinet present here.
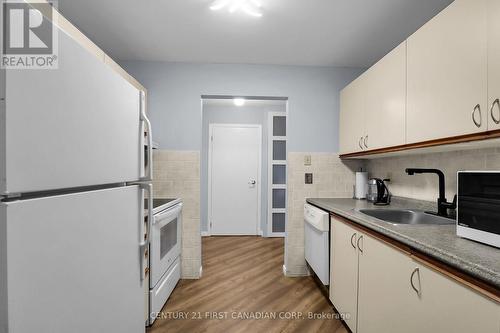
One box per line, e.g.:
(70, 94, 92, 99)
(364, 41, 407, 150)
(406, 0, 488, 143)
(488, 0, 500, 130)
(339, 41, 406, 154)
(338, 0, 500, 155)
(339, 75, 366, 154)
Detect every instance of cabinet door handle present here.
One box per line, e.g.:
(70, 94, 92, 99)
(363, 135, 368, 148)
(350, 233, 357, 249)
(472, 104, 482, 128)
(358, 137, 364, 149)
(410, 267, 421, 296)
(490, 99, 500, 124)
(357, 235, 363, 253)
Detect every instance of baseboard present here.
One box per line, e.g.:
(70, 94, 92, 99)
(203, 232, 263, 236)
(282, 264, 310, 277)
(181, 267, 202, 280)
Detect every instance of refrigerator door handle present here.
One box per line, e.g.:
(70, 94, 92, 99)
(140, 91, 153, 182)
(139, 241, 148, 282)
(140, 183, 153, 281)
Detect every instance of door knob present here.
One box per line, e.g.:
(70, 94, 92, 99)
(249, 180, 256, 185)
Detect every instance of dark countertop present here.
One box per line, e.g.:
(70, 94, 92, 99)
(306, 197, 500, 289)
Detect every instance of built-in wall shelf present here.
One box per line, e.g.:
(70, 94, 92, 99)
(340, 130, 500, 160)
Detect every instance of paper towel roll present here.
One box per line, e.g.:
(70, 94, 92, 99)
(355, 172, 368, 199)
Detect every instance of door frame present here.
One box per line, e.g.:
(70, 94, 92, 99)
(207, 123, 262, 236)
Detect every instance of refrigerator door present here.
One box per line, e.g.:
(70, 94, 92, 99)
(1, 21, 148, 195)
(0, 185, 146, 332)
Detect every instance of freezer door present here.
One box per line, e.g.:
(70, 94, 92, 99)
(0, 186, 146, 333)
(1, 21, 146, 195)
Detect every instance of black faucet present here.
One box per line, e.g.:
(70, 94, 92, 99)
(405, 168, 457, 217)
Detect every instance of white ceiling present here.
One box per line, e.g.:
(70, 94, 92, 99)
(58, 0, 453, 67)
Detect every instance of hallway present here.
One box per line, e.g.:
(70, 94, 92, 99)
(148, 236, 348, 333)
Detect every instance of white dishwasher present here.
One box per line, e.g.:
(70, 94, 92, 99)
(304, 203, 330, 285)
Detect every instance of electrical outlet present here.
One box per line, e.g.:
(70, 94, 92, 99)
(305, 173, 313, 184)
(304, 155, 311, 166)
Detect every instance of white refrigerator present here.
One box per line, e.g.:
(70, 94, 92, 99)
(0, 16, 152, 333)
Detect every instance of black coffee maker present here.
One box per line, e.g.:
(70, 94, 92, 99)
(367, 178, 391, 205)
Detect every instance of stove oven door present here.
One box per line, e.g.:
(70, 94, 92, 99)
(150, 203, 182, 287)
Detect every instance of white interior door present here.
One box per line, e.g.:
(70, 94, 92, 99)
(0, 186, 145, 332)
(209, 124, 261, 235)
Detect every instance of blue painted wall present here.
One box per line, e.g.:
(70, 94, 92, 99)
(120, 61, 364, 152)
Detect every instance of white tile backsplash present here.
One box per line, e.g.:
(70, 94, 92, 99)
(285, 152, 363, 276)
(153, 150, 201, 279)
(149, 147, 500, 279)
(366, 147, 500, 203)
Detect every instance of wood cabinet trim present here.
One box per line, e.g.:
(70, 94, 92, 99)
(330, 213, 412, 255)
(339, 129, 500, 159)
(330, 212, 500, 302)
(410, 253, 500, 303)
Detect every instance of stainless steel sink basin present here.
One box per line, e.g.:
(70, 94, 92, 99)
(358, 209, 455, 225)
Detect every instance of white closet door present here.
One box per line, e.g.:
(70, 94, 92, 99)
(0, 186, 145, 333)
(209, 124, 261, 235)
(2, 23, 142, 194)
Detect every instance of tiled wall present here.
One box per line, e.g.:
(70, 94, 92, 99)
(285, 152, 363, 276)
(366, 147, 500, 202)
(153, 150, 202, 279)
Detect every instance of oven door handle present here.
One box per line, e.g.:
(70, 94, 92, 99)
(153, 203, 183, 226)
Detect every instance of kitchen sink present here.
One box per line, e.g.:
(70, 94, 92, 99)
(358, 209, 455, 225)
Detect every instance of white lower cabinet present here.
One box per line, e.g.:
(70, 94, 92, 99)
(330, 218, 360, 332)
(330, 216, 500, 333)
(357, 234, 417, 333)
(413, 261, 500, 332)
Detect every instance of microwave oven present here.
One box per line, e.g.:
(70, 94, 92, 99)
(457, 171, 500, 248)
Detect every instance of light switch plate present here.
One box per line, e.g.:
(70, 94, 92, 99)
(304, 155, 311, 166)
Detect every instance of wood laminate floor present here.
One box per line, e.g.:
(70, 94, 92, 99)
(148, 236, 348, 333)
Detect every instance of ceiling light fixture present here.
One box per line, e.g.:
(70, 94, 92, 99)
(210, 0, 263, 17)
(233, 98, 246, 106)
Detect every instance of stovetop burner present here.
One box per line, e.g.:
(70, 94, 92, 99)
(152, 198, 176, 209)
(145, 198, 182, 215)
